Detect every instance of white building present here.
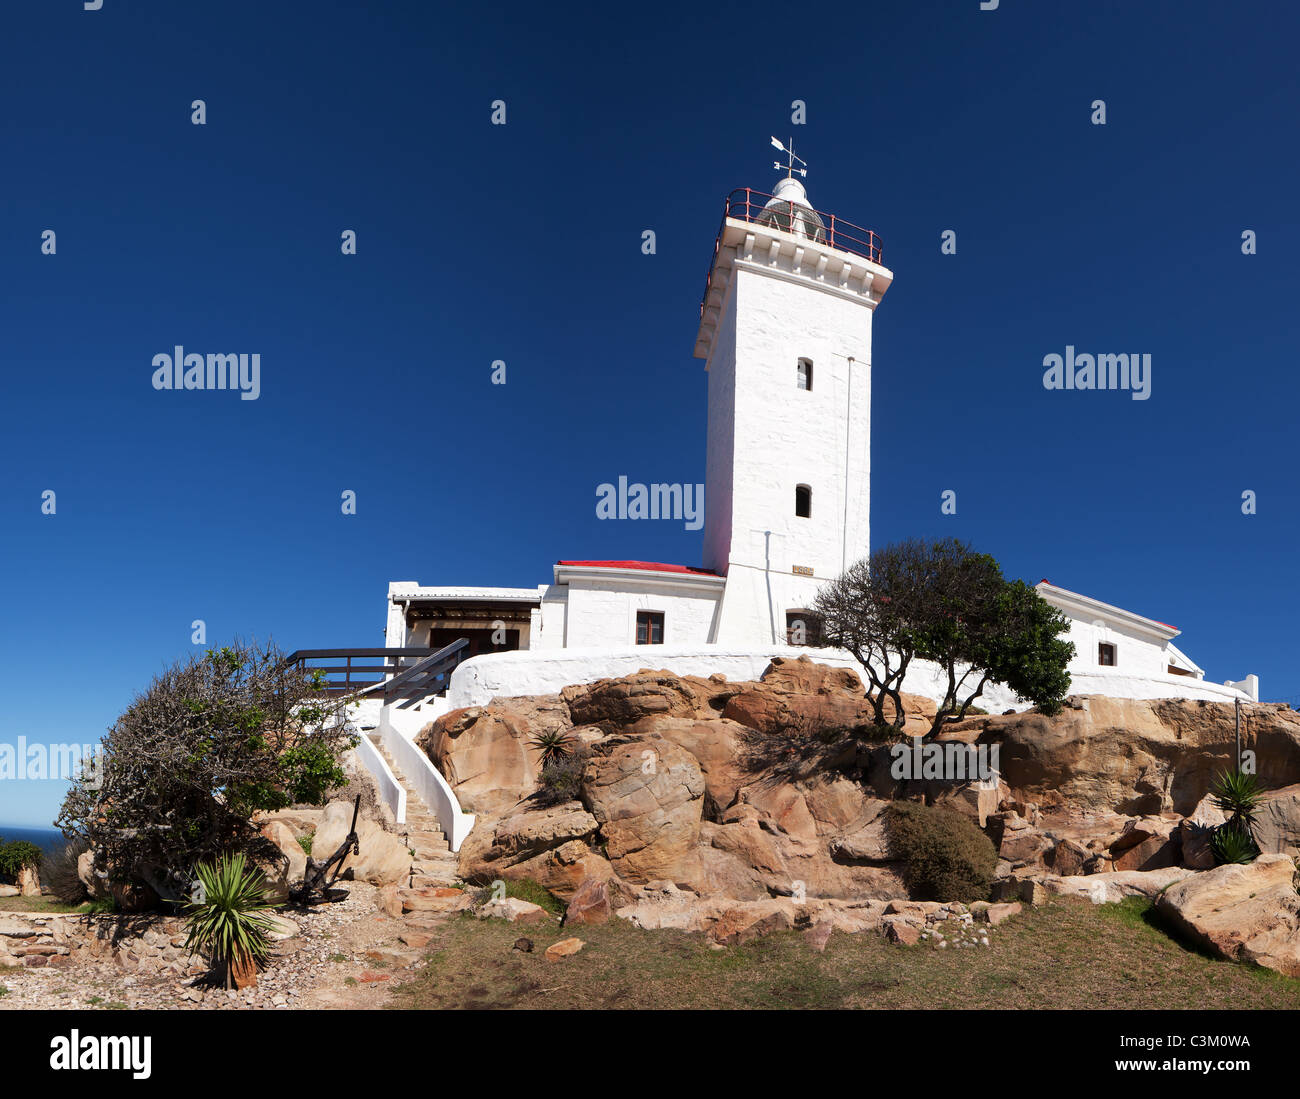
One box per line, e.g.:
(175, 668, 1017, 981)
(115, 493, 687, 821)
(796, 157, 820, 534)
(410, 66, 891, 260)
(382, 159, 1258, 707)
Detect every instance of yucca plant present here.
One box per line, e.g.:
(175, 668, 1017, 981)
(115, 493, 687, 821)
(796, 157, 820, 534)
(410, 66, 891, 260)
(182, 852, 277, 989)
(1208, 769, 1262, 866)
(1209, 820, 1260, 865)
(1209, 768, 1261, 820)
(528, 728, 577, 768)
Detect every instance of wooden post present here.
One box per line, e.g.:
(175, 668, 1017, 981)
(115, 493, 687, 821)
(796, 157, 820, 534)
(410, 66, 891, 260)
(1235, 697, 1242, 772)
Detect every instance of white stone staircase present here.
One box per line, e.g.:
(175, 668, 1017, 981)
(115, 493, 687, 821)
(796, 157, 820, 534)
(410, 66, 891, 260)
(367, 733, 461, 888)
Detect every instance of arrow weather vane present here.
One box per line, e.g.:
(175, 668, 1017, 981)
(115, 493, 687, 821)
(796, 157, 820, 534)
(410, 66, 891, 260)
(770, 136, 808, 179)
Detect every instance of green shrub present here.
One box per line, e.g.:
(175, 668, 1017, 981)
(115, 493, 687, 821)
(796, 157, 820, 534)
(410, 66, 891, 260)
(0, 840, 43, 882)
(537, 745, 590, 805)
(883, 801, 997, 902)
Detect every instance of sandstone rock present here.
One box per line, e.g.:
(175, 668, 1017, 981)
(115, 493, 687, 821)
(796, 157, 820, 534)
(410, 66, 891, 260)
(477, 897, 551, 925)
(1156, 854, 1300, 976)
(1110, 816, 1181, 872)
(313, 799, 410, 887)
(261, 821, 308, 886)
(1253, 784, 1300, 856)
(992, 697, 1300, 815)
(263, 914, 298, 942)
(18, 865, 41, 897)
(883, 916, 922, 945)
(375, 884, 403, 917)
(564, 673, 710, 728)
(983, 901, 1022, 926)
(706, 900, 796, 946)
(1179, 794, 1227, 870)
(544, 936, 586, 961)
(1043, 866, 1196, 903)
(581, 737, 705, 882)
(630, 716, 748, 812)
(0, 885, 19, 898)
(563, 878, 611, 927)
(1047, 839, 1090, 877)
(804, 919, 834, 952)
(419, 696, 569, 814)
(486, 803, 600, 859)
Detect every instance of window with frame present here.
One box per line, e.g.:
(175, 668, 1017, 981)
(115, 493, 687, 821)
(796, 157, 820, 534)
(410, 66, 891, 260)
(636, 611, 664, 645)
(786, 611, 823, 647)
(1098, 642, 1116, 667)
(797, 358, 813, 391)
(795, 484, 812, 518)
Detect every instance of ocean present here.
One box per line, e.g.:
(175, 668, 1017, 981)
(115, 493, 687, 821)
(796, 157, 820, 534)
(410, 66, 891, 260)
(0, 825, 66, 856)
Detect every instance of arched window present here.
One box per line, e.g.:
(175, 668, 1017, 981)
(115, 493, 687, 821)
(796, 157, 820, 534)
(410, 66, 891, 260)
(797, 358, 813, 391)
(795, 484, 812, 518)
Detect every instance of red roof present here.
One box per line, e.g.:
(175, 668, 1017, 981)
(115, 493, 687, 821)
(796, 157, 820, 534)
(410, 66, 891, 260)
(557, 560, 720, 577)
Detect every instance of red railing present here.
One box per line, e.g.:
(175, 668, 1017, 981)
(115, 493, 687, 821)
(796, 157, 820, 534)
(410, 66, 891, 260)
(699, 187, 884, 319)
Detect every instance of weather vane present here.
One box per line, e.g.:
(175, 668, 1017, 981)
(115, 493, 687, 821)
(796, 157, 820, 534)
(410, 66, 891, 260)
(770, 136, 808, 179)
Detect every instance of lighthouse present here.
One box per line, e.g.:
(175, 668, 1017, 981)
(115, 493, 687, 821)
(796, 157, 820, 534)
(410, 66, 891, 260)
(695, 146, 894, 645)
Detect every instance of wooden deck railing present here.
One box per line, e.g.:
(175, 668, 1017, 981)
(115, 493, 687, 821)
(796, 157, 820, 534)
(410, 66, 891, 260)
(283, 640, 469, 703)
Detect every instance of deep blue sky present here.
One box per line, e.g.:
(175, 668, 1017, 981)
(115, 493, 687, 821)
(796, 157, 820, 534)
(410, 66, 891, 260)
(1, 0, 1296, 828)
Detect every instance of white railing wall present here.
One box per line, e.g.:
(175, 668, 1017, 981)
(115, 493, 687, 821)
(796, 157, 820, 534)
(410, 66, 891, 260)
(355, 733, 407, 826)
(376, 704, 476, 852)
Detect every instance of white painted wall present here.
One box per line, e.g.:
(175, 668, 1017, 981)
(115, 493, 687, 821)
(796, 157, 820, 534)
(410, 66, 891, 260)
(562, 577, 721, 648)
(1054, 606, 1176, 679)
(701, 226, 881, 645)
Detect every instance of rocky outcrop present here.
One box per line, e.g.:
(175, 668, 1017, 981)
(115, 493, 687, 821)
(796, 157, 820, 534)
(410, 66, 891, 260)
(417, 696, 569, 815)
(312, 798, 411, 887)
(411, 658, 1300, 948)
(1156, 854, 1300, 976)
(963, 696, 1300, 815)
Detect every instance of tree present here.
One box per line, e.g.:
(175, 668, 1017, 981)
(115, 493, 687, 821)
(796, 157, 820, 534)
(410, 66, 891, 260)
(814, 539, 1074, 737)
(56, 640, 355, 903)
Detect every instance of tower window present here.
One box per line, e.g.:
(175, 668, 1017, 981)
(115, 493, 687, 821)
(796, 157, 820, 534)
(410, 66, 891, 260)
(795, 484, 812, 518)
(797, 358, 813, 391)
(636, 611, 664, 645)
(786, 611, 823, 647)
(1098, 642, 1116, 667)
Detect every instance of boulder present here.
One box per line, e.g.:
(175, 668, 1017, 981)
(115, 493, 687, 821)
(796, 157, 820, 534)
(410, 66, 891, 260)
(629, 716, 749, 813)
(1043, 866, 1197, 903)
(1179, 793, 1228, 870)
(991, 697, 1300, 815)
(260, 821, 308, 886)
(544, 936, 586, 961)
(1156, 854, 1300, 976)
(581, 737, 705, 883)
(477, 897, 551, 925)
(1253, 784, 1300, 856)
(18, 865, 41, 897)
(418, 696, 569, 814)
(1109, 816, 1181, 872)
(706, 900, 797, 945)
(563, 878, 611, 926)
(563, 672, 715, 728)
(313, 799, 410, 887)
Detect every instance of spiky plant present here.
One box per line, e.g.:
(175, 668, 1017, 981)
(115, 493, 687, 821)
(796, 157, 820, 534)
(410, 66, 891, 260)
(1210, 820, 1260, 865)
(1210, 769, 1261, 820)
(182, 852, 277, 989)
(528, 728, 577, 769)
(1208, 769, 1262, 866)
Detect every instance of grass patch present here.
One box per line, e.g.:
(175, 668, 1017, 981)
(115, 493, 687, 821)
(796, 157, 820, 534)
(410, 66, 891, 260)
(390, 895, 1300, 1010)
(299, 832, 314, 857)
(0, 896, 94, 914)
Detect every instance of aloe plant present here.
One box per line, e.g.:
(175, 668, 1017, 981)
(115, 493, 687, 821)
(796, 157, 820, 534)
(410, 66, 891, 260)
(528, 728, 577, 768)
(182, 852, 277, 989)
(1209, 820, 1259, 865)
(1209, 769, 1261, 819)
(1208, 769, 1262, 866)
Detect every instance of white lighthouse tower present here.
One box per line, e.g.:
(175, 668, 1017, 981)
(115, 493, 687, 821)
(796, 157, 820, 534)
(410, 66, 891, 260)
(695, 142, 893, 645)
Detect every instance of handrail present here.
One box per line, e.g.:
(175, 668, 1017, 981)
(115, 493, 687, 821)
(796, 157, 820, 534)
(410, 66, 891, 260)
(699, 187, 884, 318)
(284, 644, 464, 697)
